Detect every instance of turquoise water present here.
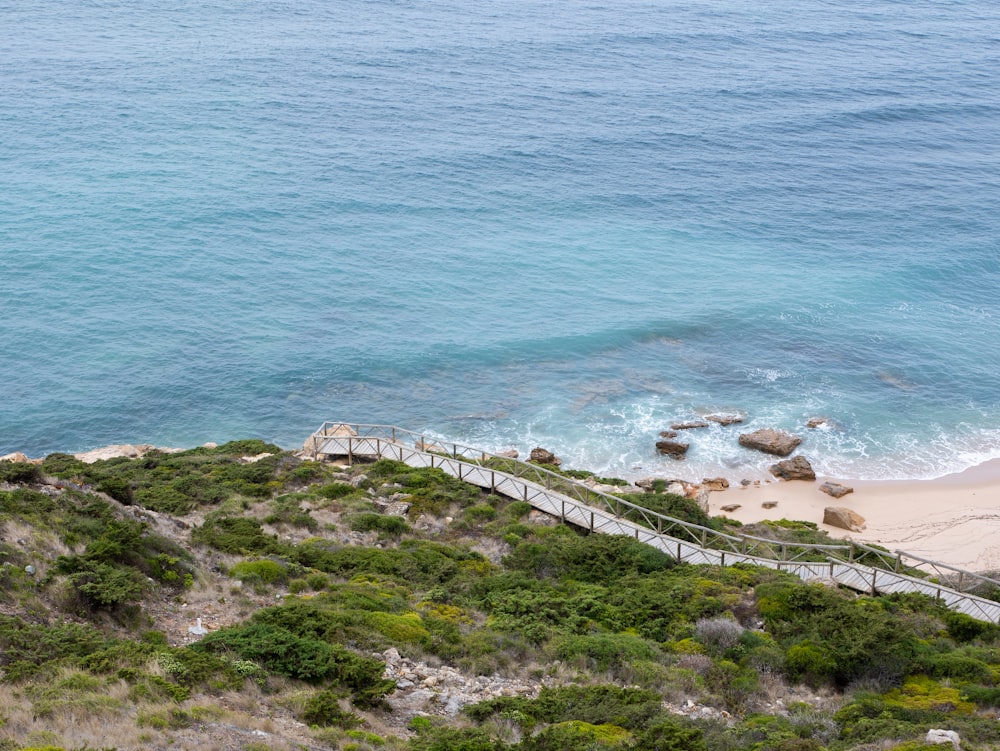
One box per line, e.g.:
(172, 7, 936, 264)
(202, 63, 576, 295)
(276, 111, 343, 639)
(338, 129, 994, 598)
(2, 0, 999, 480)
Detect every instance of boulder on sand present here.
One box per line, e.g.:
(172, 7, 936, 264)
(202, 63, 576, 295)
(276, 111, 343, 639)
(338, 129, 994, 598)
(820, 482, 853, 499)
(738, 429, 802, 457)
(823, 506, 866, 532)
(768, 456, 816, 481)
(702, 477, 730, 491)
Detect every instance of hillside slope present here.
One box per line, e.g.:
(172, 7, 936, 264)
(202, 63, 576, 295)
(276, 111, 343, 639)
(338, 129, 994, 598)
(2, 444, 1000, 751)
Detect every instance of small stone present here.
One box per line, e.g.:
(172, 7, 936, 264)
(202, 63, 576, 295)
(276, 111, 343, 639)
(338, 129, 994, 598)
(659, 430, 679, 439)
(24, 564, 35, 576)
(805, 417, 828, 429)
(762, 501, 778, 509)
(720, 504, 741, 513)
(740, 479, 752, 487)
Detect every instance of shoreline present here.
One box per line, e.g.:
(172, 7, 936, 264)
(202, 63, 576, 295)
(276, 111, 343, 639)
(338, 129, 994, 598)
(5, 439, 1000, 574)
(714, 458, 1000, 573)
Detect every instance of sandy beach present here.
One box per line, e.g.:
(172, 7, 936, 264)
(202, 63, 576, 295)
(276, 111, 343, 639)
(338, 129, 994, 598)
(712, 459, 1000, 574)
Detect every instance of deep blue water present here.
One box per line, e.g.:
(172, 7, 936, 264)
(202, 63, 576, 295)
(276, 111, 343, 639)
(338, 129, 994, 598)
(2, 0, 999, 480)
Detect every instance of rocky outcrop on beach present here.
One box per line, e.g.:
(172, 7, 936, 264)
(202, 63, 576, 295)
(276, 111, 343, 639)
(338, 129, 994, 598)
(702, 477, 730, 491)
(529, 447, 562, 466)
(74, 443, 184, 463)
(769, 456, 816, 481)
(1, 451, 40, 464)
(823, 506, 866, 532)
(738, 428, 802, 457)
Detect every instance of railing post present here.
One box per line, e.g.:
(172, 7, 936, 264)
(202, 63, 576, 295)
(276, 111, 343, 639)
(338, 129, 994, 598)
(590, 511, 594, 532)
(701, 529, 707, 547)
(491, 471, 495, 492)
(348, 438, 353, 466)
(871, 569, 877, 595)
(895, 553, 901, 572)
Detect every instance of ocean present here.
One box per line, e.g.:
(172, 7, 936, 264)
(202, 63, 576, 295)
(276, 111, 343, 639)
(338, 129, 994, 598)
(2, 0, 999, 482)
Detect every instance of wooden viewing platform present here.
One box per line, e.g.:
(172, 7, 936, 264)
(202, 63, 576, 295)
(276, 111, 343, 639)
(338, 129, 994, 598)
(307, 422, 1000, 624)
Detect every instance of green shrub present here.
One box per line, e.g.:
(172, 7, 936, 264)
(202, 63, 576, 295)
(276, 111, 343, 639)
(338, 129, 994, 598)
(551, 632, 661, 673)
(318, 482, 357, 500)
(300, 688, 361, 728)
(192, 516, 290, 555)
(503, 528, 673, 585)
(757, 582, 919, 688)
(230, 559, 289, 585)
(635, 718, 707, 751)
(349, 512, 410, 536)
(0, 461, 42, 484)
(469, 685, 662, 731)
(505, 501, 533, 519)
(519, 721, 631, 750)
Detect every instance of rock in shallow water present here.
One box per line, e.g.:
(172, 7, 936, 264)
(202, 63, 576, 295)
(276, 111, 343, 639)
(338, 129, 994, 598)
(739, 428, 802, 457)
(655, 440, 689, 458)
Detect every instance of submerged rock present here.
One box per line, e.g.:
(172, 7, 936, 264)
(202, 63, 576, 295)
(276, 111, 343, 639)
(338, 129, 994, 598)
(671, 421, 710, 430)
(655, 440, 690, 458)
(706, 413, 745, 426)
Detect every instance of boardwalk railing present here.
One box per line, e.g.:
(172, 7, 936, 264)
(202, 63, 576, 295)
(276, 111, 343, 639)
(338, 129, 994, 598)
(307, 422, 1000, 623)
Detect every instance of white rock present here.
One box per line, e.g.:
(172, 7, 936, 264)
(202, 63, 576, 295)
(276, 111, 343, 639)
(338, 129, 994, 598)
(926, 729, 960, 750)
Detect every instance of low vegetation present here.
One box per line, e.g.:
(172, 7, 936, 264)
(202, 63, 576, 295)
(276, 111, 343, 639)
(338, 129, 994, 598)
(0, 447, 998, 750)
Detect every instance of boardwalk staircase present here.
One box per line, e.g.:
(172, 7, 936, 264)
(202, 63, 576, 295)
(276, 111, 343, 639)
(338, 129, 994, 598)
(307, 422, 1000, 623)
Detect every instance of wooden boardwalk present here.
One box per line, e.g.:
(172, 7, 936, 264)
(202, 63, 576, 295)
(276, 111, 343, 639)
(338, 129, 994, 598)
(308, 422, 1000, 624)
